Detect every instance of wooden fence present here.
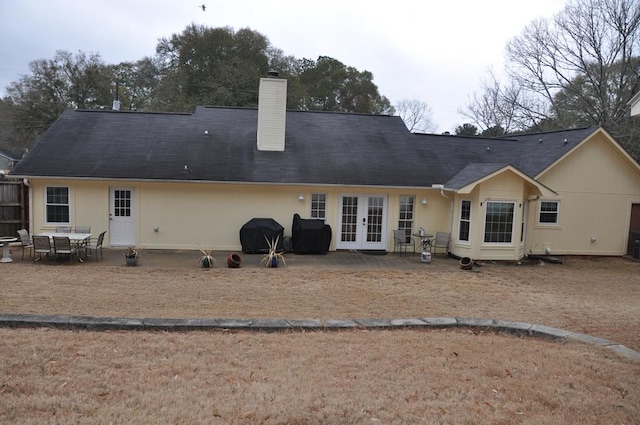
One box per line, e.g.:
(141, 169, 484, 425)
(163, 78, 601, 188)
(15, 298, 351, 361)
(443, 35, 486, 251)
(0, 180, 28, 237)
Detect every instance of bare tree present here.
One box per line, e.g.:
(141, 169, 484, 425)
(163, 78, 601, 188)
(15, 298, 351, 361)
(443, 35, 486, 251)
(395, 99, 436, 133)
(506, 0, 640, 128)
(463, 0, 640, 146)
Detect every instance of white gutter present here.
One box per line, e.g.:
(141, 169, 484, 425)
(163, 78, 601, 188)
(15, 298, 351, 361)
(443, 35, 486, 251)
(432, 184, 455, 234)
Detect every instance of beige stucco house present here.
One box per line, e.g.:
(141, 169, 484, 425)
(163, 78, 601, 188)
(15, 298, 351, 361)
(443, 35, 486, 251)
(10, 77, 640, 260)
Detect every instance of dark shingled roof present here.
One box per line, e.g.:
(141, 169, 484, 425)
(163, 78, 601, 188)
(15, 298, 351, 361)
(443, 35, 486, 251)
(10, 106, 599, 188)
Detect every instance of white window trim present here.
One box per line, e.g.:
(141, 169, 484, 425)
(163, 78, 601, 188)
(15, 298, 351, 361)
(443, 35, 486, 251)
(44, 185, 71, 225)
(482, 200, 516, 245)
(458, 199, 472, 244)
(398, 195, 416, 237)
(537, 199, 561, 227)
(310, 193, 328, 221)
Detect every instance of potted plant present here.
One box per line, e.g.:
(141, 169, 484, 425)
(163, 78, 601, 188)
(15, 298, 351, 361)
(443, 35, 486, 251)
(198, 248, 217, 268)
(125, 246, 139, 266)
(260, 236, 286, 268)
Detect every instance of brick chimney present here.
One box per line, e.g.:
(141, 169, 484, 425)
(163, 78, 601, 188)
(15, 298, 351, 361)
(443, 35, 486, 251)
(257, 71, 287, 151)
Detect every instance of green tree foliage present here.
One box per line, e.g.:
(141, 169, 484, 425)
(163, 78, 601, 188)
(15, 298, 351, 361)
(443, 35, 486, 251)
(4, 50, 113, 151)
(111, 57, 160, 111)
(154, 25, 271, 110)
(289, 56, 393, 114)
(0, 98, 23, 154)
(1, 25, 394, 152)
(455, 123, 479, 136)
(481, 125, 506, 137)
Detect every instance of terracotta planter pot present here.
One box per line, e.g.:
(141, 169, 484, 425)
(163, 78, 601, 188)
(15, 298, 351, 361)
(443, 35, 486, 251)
(459, 257, 474, 270)
(227, 253, 242, 268)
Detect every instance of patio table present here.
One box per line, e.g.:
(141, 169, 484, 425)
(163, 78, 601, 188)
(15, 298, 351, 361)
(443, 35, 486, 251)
(36, 232, 92, 262)
(412, 232, 433, 253)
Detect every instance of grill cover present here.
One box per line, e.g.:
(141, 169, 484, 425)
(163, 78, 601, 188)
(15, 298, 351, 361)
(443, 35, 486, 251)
(291, 213, 332, 254)
(240, 218, 284, 254)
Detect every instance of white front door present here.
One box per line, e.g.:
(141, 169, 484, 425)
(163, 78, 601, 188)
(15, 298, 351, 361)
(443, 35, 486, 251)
(109, 187, 135, 246)
(337, 195, 388, 250)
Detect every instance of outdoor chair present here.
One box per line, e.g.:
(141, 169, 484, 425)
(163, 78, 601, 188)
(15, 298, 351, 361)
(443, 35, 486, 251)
(53, 236, 75, 263)
(55, 226, 72, 233)
(75, 225, 91, 234)
(86, 231, 106, 261)
(393, 229, 415, 256)
(32, 235, 53, 262)
(432, 232, 451, 255)
(17, 229, 33, 260)
(74, 225, 91, 255)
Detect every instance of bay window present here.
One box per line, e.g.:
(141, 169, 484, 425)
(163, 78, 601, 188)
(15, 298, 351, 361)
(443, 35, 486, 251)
(484, 201, 515, 243)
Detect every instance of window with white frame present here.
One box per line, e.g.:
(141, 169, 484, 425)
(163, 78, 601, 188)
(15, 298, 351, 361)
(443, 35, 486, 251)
(484, 201, 515, 243)
(398, 195, 415, 241)
(310, 193, 327, 220)
(45, 186, 70, 223)
(459, 200, 471, 242)
(538, 200, 559, 225)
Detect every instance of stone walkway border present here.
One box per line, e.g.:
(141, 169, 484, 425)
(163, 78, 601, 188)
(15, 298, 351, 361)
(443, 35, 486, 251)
(1, 313, 638, 360)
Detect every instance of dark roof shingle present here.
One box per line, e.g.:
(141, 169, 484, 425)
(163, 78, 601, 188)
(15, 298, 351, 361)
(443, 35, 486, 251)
(10, 106, 599, 188)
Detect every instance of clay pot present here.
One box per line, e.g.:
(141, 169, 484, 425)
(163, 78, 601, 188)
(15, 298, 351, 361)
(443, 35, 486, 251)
(227, 253, 242, 268)
(459, 257, 474, 270)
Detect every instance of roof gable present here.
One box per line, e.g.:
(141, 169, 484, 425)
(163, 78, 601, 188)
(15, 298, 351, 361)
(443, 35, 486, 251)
(535, 127, 640, 179)
(451, 164, 557, 196)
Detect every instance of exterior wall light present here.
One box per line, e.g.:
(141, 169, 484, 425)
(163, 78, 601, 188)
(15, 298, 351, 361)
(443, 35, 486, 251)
(298, 193, 304, 201)
(421, 198, 428, 205)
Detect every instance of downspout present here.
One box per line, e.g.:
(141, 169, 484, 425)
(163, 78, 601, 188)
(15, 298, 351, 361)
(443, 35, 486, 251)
(23, 178, 33, 234)
(432, 184, 455, 232)
(525, 195, 540, 254)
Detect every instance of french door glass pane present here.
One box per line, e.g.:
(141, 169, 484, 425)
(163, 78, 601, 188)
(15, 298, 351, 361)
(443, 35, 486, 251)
(367, 197, 384, 243)
(341, 197, 358, 242)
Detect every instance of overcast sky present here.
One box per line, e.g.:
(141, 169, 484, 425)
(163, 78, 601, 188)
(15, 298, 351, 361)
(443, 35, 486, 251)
(0, 0, 567, 132)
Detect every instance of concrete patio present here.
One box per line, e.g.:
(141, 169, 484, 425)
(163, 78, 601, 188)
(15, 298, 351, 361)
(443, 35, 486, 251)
(7, 244, 463, 271)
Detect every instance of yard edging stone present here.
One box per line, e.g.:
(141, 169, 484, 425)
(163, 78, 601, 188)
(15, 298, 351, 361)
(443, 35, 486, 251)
(0, 313, 638, 359)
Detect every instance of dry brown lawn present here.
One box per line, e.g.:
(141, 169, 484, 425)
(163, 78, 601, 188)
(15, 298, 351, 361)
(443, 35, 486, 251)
(1, 254, 639, 424)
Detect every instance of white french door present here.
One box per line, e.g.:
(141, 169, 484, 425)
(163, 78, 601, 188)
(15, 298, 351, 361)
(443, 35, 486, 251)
(337, 194, 388, 250)
(109, 187, 135, 246)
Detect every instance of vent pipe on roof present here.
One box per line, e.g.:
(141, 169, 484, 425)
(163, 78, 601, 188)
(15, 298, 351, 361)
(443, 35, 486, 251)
(112, 81, 121, 111)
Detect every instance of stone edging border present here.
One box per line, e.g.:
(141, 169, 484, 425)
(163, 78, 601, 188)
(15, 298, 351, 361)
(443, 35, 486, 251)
(1, 313, 638, 360)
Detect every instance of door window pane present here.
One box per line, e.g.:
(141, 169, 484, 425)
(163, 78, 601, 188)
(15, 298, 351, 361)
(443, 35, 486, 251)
(341, 197, 358, 242)
(367, 197, 383, 242)
(114, 190, 132, 217)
